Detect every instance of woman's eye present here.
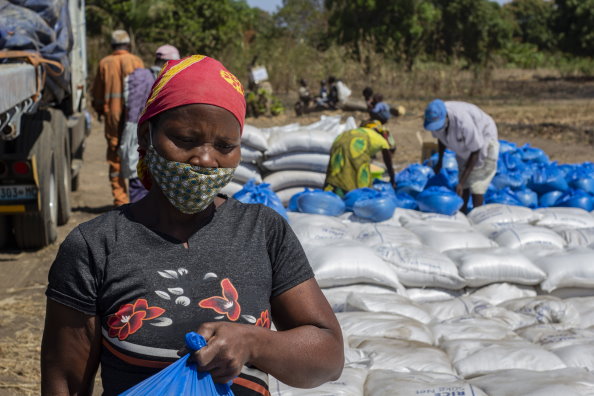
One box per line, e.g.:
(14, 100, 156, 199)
(216, 142, 237, 151)
(174, 136, 194, 143)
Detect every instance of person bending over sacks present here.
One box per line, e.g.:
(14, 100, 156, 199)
(423, 99, 499, 212)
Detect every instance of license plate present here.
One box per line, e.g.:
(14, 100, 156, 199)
(0, 185, 37, 201)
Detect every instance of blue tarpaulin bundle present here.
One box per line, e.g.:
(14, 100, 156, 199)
(0, 0, 73, 103)
(395, 164, 434, 196)
(233, 180, 288, 219)
(120, 332, 234, 396)
(353, 195, 397, 222)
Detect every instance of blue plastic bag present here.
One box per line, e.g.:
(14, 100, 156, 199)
(120, 332, 234, 396)
(491, 171, 524, 190)
(529, 164, 569, 194)
(416, 187, 463, 216)
(498, 151, 525, 173)
(297, 190, 345, 216)
(343, 188, 379, 211)
(486, 187, 523, 207)
(539, 190, 564, 208)
(424, 149, 458, 171)
(425, 168, 458, 190)
(233, 180, 288, 219)
(513, 188, 538, 208)
(570, 178, 594, 194)
(393, 192, 418, 209)
(498, 139, 518, 154)
(557, 190, 594, 211)
(395, 164, 434, 196)
(521, 144, 548, 163)
(353, 196, 397, 222)
(288, 188, 315, 212)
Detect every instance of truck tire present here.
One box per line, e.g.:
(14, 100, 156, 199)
(14, 114, 59, 249)
(51, 109, 72, 225)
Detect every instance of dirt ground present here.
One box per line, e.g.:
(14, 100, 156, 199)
(0, 73, 592, 395)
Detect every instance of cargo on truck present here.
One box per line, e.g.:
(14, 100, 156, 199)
(0, 0, 90, 249)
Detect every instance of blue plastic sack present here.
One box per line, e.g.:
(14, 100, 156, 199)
(529, 164, 569, 194)
(491, 171, 524, 190)
(424, 149, 458, 171)
(344, 187, 379, 211)
(513, 188, 538, 208)
(497, 151, 525, 173)
(393, 192, 417, 209)
(425, 168, 458, 190)
(498, 139, 518, 154)
(395, 164, 434, 195)
(288, 188, 314, 212)
(120, 332, 234, 396)
(233, 180, 288, 219)
(539, 190, 564, 208)
(486, 187, 523, 207)
(416, 187, 463, 216)
(570, 178, 594, 194)
(297, 190, 345, 216)
(353, 196, 397, 222)
(521, 144, 548, 163)
(557, 190, 594, 211)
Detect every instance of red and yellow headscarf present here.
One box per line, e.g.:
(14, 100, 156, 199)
(137, 55, 246, 189)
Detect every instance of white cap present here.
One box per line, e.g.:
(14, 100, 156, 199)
(111, 30, 131, 45)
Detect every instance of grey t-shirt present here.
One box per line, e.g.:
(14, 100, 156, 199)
(46, 198, 314, 395)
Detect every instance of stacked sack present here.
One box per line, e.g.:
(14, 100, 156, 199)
(268, 203, 594, 395)
(263, 116, 356, 205)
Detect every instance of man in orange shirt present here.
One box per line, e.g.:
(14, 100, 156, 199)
(92, 30, 144, 206)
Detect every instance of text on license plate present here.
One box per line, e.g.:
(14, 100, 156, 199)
(0, 185, 38, 201)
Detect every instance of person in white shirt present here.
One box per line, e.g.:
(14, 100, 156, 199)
(423, 99, 499, 211)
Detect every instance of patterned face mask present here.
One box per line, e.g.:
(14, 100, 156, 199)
(145, 145, 235, 214)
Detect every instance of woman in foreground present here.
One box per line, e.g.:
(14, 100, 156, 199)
(41, 55, 343, 395)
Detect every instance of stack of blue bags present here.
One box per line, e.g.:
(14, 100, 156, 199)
(235, 140, 594, 222)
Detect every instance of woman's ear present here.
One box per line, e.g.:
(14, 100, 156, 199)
(137, 122, 150, 150)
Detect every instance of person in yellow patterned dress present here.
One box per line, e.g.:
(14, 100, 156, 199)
(324, 120, 396, 197)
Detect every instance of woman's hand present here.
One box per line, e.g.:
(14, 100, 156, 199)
(179, 322, 256, 384)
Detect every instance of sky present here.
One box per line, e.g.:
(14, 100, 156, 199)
(246, 0, 511, 14)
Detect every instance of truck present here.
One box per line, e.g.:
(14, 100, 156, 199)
(0, 0, 89, 249)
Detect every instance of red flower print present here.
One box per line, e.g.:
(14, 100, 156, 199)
(255, 310, 270, 329)
(107, 299, 165, 341)
(198, 278, 241, 321)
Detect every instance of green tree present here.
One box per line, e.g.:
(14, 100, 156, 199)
(554, 0, 594, 56)
(436, 0, 513, 65)
(275, 0, 328, 48)
(504, 0, 556, 51)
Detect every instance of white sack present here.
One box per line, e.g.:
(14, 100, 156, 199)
(469, 368, 594, 396)
(240, 145, 263, 163)
(469, 282, 537, 306)
(468, 204, 540, 227)
(269, 367, 367, 396)
(518, 326, 594, 350)
(558, 227, 594, 247)
(406, 223, 497, 253)
(350, 338, 456, 375)
(432, 317, 520, 344)
(321, 284, 399, 313)
(263, 170, 326, 191)
(220, 181, 243, 197)
(337, 312, 435, 345)
(266, 129, 337, 156)
(262, 152, 329, 173)
(422, 296, 491, 323)
(554, 344, 594, 371)
(375, 245, 465, 290)
(395, 208, 471, 227)
(366, 370, 487, 396)
(446, 247, 546, 287)
(534, 247, 594, 292)
(442, 339, 566, 378)
(499, 296, 580, 328)
(550, 287, 594, 299)
(490, 224, 565, 250)
(472, 304, 538, 330)
(405, 288, 464, 303)
(305, 241, 405, 292)
(241, 125, 269, 151)
(565, 296, 594, 328)
(536, 207, 594, 229)
(233, 163, 262, 184)
(344, 292, 432, 324)
(288, 212, 351, 245)
(351, 223, 422, 248)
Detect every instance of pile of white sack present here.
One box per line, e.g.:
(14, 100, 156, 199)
(270, 204, 594, 395)
(221, 116, 357, 201)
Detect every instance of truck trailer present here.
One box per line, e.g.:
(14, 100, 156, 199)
(0, 0, 89, 249)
